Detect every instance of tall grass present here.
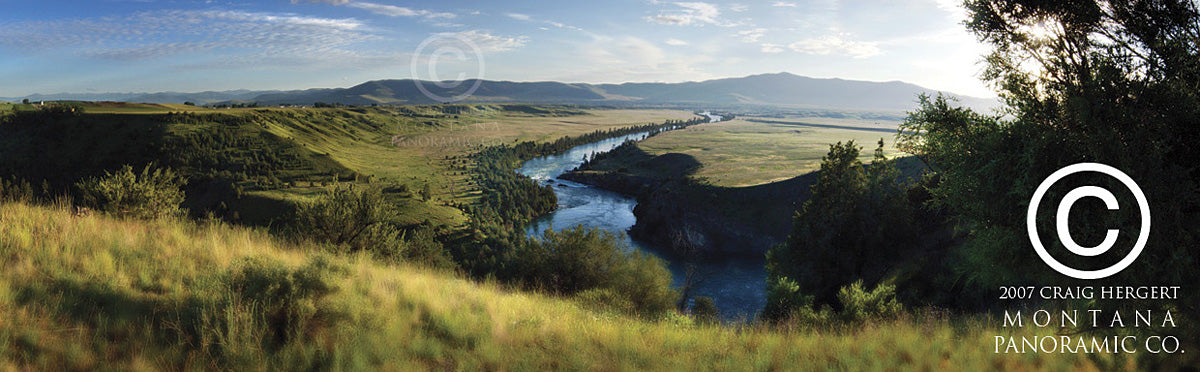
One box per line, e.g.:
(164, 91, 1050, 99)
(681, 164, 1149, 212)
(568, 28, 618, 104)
(0, 201, 1128, 370)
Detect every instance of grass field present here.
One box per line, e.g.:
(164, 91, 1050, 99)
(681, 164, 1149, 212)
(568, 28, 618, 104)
(0, 201, 1127, 370)
(632, 116, 906, 187)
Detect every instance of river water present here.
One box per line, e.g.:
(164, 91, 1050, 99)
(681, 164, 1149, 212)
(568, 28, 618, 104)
(516, 114, 767, 320)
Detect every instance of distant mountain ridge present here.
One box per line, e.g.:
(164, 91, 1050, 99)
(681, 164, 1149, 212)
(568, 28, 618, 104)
(1, 90, 270, 105)
(3, 73, 997, 112)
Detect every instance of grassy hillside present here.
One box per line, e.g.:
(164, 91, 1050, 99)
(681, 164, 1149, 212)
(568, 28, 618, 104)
(0, 201, 1122, 370)
(0, 103, 695, 227)
(628, 116, 906, 187)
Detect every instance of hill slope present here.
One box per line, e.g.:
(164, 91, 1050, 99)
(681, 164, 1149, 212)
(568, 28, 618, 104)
(0, 201, 1111, 370)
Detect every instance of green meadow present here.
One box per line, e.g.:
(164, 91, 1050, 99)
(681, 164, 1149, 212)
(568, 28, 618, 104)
(631, 116, 905, 187)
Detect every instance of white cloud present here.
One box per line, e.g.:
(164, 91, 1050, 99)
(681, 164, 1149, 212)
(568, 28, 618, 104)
(760, 43, 784, 53)
(666, 38, 689, 46)
(346, 2, 455, 19)
(729, 3, 748, 12)
(0, 10, 378, 67)
(504, 12, 585, 32)
(647, 2, 721, 26)
(435, 30, 528, 53)
(736, 28, 766, 43)
(560, 35, 712, 83)
(930, 0, 964, 15)
(291, 0, 350, 5)
(788, 35, 881, 58)
(772, 1, 797, 7)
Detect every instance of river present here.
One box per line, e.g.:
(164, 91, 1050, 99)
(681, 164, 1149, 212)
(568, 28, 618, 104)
(516, 113, 767, 320)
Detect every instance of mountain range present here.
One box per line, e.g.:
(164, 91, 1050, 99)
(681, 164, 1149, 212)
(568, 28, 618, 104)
(3, 73, 997, 112)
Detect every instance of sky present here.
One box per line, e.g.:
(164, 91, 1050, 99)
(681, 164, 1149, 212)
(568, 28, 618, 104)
(0, 0, 995, 98)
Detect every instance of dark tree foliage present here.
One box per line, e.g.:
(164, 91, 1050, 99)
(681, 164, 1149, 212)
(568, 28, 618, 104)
(764, 140, 916, 320)
(901, 0, 1200, 348)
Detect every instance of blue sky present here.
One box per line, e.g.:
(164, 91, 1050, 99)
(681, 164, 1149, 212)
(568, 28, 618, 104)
(0, 0, 993, 97)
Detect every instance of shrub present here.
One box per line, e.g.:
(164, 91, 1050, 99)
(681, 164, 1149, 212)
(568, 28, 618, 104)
(0, 177, 35, 203)
(607, 250, 677, 317)
(691, 296, 719, 324)
(768, 279, 904, 328)
(291, 186, 402, 255)
(517, 225, 678, 317)
(836, 280, 902, 323)
(762, 276, 811, 322)
(75, 164, 185, 219)
(398, 226, 456, 270)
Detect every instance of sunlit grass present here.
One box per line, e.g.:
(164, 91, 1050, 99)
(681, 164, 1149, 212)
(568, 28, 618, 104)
(0, 201, 1125, 370)
(635, 117, 906, 187)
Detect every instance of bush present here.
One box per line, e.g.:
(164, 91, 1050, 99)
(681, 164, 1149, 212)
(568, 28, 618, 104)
(607, 250, 677, 317)
(691, 296, 719, 324)
(836, 280, 902, 323)
(516, 225, 678, 317)
(0, 177, 35, 203)
(762, 276, 811, 322)
(291, 186, 402, 255)
(768, 280, 904, 328)
(398, 226, 456, 270)
(75, 164, 185, 219)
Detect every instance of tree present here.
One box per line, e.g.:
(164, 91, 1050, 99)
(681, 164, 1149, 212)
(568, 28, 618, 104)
(764, 140, 916, 320)
(901, 0, 1200, 348)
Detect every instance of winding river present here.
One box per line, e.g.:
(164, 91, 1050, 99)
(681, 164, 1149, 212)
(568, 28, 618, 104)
(516, 114, 767, 320)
